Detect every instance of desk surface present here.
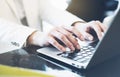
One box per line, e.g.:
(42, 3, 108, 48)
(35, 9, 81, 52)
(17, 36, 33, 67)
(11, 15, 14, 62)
(0, 46, 120, 77)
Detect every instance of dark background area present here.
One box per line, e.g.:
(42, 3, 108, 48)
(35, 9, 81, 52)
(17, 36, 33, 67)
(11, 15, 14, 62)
(67, 0, 118, 22)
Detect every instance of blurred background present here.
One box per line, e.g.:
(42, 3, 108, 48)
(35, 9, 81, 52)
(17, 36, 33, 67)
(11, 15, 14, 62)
(50, 0, 119, 21)
(43, 0, 119, 32)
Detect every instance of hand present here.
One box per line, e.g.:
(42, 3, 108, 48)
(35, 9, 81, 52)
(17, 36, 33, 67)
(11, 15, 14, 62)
(27, 26, 82, 52)
(73, 20, 108, 41)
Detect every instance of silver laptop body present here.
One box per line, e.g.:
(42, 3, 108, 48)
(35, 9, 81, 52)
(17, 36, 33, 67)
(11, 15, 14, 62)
(37, 9, 120, 70)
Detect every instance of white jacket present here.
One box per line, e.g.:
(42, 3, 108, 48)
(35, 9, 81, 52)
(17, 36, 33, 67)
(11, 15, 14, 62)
(0, 0, 82, 53)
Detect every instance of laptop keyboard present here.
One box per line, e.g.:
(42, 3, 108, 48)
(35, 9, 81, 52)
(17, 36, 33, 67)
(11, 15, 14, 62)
(57, 46, 95, 63)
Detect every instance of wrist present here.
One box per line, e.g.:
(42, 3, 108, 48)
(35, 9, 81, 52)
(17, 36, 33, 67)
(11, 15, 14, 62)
(26, 31, 38, 46)
(27, 31, 49, 47)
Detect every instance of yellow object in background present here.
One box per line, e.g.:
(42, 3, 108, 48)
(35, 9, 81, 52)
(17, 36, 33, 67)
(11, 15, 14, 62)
(0, 64, 54, 77)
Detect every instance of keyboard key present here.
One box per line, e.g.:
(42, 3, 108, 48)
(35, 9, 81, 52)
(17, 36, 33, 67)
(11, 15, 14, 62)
(58, 45, 95, 63)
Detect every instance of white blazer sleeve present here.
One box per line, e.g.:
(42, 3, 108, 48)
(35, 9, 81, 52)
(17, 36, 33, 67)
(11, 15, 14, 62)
(38, 0, 84, 26)
(0, 18, 36, 53)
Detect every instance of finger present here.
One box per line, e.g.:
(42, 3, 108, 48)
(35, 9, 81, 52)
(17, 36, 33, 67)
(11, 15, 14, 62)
(84, 32, 94, 41)
(48, 36, 66, 52)
(95, 21, 108, 32)
(57, 27, 80, 50)
(63, 26, 85, 41)
(72, 28, 85, 41)
(51, 30, 75, 51)
(90, 21, 103, 40)
(67, 35, 80, 50)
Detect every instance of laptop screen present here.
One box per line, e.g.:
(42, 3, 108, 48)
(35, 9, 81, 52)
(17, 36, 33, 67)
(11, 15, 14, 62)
(87, 9, 120, 69)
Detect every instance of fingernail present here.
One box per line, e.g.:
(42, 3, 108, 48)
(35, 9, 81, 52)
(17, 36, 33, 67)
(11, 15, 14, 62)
(80, 36, 85, 41)
(71, 46, 75, 51)
(88, 36, 93, 41)
(61, 47, 66, 52)
(98, 34, 103, 40)
(99, 36, 103, 40)
(77, 45, 80, 49)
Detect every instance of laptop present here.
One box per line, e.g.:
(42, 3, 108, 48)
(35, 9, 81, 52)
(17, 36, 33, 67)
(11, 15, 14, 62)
(37, 9, 120, 70)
